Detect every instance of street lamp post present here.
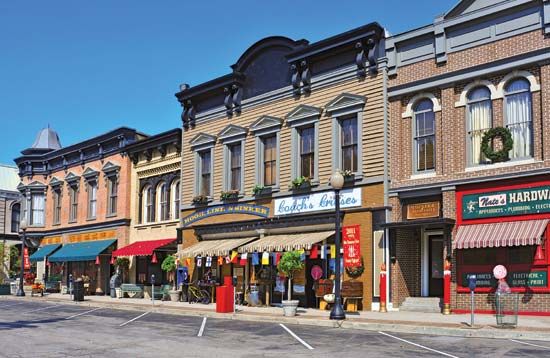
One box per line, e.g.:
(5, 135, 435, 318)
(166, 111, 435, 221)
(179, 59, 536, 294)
(16, 219, 28, 297)
(329, 171, 346, 320)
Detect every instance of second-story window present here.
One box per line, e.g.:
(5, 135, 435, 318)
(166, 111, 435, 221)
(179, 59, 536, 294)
(143, 185, 154, 223)
(107, 177, 118, 216)
(11, 203, 20, 233)
(172, 180, 180, 220)
(69, 185, 78, 222)
(467, 87, 493, 166)
(505, 78, 533, 160)
(30, 193, 45, 226)
(157, 182, 169, 221)
(229, 143, 242, 191)
(263, 135, 277, 187)
(413, 100, 436, 172)
(52, 188, 62, 225)
(199, 150, 212, 197)
(87, 181, 98, 219)
(300, 126, 315, 179)
(340, 116, 359, 173)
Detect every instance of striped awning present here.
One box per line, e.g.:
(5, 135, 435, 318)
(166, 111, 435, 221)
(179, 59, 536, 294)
(454, 219, 549, 249)
(238, 231, 334, 253)
(179, 237, 257, 258)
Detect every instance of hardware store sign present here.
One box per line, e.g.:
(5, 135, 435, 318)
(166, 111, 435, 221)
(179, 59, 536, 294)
(462, 185, 550, 220)
(462, 271, 547, 288)
(274, 188, 362, 216)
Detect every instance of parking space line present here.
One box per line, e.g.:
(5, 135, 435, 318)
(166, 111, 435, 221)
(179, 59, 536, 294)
(197, 317, 207, 337)
(119, 311, 150, 327)
(279, 323, 314, 350)
(24, 305, 59, 314)
(378, 331, 458, 358)
(509, 339, 550, 349)
(65, 307, 102, 320)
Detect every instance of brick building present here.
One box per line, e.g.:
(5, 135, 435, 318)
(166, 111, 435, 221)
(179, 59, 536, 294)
(15, 127, 145, 294)
(386, 0, 550, 313)
(0, 164, 21, 283)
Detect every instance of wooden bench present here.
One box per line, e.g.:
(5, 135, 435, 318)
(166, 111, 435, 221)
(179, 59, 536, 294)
(120, 284, 144, 298)
(344, 297, 363, 312)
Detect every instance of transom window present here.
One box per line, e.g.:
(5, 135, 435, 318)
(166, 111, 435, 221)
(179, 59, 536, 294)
(467, 87, 493, 166)
(229, 143, 242, 191)
(263, 135, 277, 187)
(199, 150, 212, 196)
(413, 99, 436, 172)
(505, 78, 532, 159)
(299, 126, 315, 179)
(340, 116, 358, 173)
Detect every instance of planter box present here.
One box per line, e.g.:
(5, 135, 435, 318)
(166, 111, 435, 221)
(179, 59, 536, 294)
(254, 187, 272, 197)
(291, 182, 311, 191)
(0, 284, 10, 295)
(221, 193, 239, 202)
(343, 176, 355, 186)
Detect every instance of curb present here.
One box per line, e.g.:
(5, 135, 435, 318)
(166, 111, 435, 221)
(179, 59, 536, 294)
(5, 296, 550, 342)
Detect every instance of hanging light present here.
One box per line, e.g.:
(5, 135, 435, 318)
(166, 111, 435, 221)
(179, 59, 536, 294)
(95, 256, 100, 265)
(151, 252, 158, 264)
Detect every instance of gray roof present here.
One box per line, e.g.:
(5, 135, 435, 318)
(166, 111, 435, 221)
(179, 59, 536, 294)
(31, 127, 62, 151)
(0, 164, 19, 192)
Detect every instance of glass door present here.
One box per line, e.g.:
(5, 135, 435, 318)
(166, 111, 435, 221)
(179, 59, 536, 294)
(429, 235, 444, 296)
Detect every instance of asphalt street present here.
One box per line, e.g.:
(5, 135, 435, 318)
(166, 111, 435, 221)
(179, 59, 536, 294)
(0, 299, 549, 357)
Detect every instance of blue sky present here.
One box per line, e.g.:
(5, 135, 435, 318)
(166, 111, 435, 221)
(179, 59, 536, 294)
(0, 0, 456, 164)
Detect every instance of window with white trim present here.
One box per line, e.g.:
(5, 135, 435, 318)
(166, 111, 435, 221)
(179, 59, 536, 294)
(504, 78, 533, 159)
(157, 182, 169, 221)
(172, 180, 180, 220)
(87, 181, 98, 219)
(228, 143, 242, 191)
(107, 176, 118, 216)
(199, 150, 212, 197)
(11, 203, 20, 233)
(69, 185, 78, 222)
(413, 99, 436, 172)
(340, 115, 359, 173)
(262, 135, 277, 187)
(143, 185, 154, 223)
(52, 187, 62, 225)
(466, 87, 493, 166)
(299, 126, 315, 179)
(30, 193, 45, 226)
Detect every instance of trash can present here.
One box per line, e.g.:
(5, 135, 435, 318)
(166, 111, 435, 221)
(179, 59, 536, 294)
(496, 292, 519, 327)
(73, 280, 85, 302)
(215, 276, 234, 313)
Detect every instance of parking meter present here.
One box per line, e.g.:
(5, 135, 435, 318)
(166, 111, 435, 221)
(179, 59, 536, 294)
(468, 275, 477, 291)
(468, 274, 476, 327)
(69, 274, 73, 299)
(151, 274, 155, 305)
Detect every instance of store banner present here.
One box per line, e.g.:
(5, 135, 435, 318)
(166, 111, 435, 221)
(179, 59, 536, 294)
(462, 271, 547, 288)
(274, 188, 362, 216)
(23, 247, 31, 270)
(462, 185, 550, 220)
(343, 225, 361, 268)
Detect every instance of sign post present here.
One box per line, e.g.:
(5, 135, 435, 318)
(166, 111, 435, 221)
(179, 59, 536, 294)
(468, 274, 477, 327)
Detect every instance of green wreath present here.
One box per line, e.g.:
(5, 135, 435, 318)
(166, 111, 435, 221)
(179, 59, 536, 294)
(481, 127, 513, 163)
(345, 256, 365, 278)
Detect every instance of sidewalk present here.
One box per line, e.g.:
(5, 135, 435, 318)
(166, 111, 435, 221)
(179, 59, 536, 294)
(8, 293, 550, 342)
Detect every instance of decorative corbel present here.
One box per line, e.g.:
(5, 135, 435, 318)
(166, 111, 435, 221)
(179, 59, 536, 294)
(98, 143, 104, 161)
(366, 38, 377, 74)
(131, 153, 139, 165)
(291, 63, 301, 96)
(355, 41, 367, 77)
(158, 145, 167, 158)
(300, 60, 311, 94)
(79, 150, 84, 167)
(144, 148, 153, 161)
(232, 84, 242, 114)
(224, 87, 234, 116)
(186, 100, 196, 127)
(62, 155, 68, 171)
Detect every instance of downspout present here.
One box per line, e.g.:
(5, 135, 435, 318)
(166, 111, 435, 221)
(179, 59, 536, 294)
(381, 58, 392, 310)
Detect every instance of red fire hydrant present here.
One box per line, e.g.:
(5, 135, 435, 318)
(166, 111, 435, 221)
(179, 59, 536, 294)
(380, 263, 387, 313)
(443, 259, 451, 315)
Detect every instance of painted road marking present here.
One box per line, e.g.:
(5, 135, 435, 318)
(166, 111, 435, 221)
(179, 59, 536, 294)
(197, 317, 207, 337)
(0, 302, 28, 308)
(65, 307, 102, 320)
(378, 331, 458, 358)
(279, 323, 314, 350)
(24, 305, 59, 314)
(509, 339, 550, 349)
(119, 311, 151, 327)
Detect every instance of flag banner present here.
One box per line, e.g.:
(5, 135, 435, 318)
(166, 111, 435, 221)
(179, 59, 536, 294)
(197, 256, 202, 267)
(24, 248, 31, 270)
(343, 225, 361, 268)
(230, 250, 238, 263)
(225, 256, 231, 264)
(251, 252, 259, 266)
(186, 258, 192, 267)
(206, 256, 212, 267)
(320, 245, 326, 259)
(275, 252, 281, 265)
(299, 249, 305, 261)
(262, 252, 270, 265)
(310, 245, 319, 259)
(218, 256, 224, 265)
(271, 252, 277, 266)
(330, 245, 336, 258)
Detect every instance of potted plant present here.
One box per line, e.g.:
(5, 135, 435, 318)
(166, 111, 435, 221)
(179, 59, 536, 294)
(289, 176, 311, 191)
(220, 190, 239, 201)
(252, 184, 272, 197)
(277, 251, 305, 317)
(192, 195, 209, 205)
(340, 169, 355, 185)
(115, 257, 130, 282)
(161, 255, 180, 302)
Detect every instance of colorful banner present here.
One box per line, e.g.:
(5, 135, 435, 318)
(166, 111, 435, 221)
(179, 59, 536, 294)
(343, 225, 361, 268)
(23, 247, 31, 270)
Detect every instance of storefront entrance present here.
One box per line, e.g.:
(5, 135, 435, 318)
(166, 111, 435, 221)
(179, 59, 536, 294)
(422, 231, 444, 297)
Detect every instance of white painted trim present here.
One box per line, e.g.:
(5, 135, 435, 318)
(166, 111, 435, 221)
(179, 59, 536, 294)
(464, 158, 537, 172)
(422, 230, 444, 297)
(455, 80, 498, 107)
(495, 70, 541, 97)
(402, 93, 442, 118)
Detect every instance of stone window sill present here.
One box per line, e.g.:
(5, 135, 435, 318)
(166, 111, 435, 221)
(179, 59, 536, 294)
(465, 158, 537, 172)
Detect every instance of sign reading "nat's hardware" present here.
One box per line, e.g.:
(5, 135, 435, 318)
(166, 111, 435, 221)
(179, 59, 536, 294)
(462, 185, 550, 220)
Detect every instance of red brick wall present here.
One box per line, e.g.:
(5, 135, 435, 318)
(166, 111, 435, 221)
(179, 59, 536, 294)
(391, 227, 421, 307)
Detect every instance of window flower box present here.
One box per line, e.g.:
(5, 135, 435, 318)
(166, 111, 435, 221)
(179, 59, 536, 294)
(192, 195, 209, 205)
(289, 176, 312, 191)
(220, 190, 239, 201)
(252, 185, 272, 197)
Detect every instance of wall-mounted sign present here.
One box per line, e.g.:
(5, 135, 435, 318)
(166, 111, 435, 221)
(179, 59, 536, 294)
(274, 188, 362, 216)
(406, 201, 440, 220)
(42, 236, 62, 245)
(343, 225, 361, 268)
(462, 271, 547, 288)
(68, 230, 117, 243)
(182, 204, 270, 227)
(462, 185, 550, 220)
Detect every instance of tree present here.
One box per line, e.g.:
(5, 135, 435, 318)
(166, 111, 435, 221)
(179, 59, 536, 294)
(277, 251, 304, 301)
(161, 255, 177, 290)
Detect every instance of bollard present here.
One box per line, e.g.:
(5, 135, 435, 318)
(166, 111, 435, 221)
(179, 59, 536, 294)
(443, 260, 451, 315)
(379, 263, 387, 313)
(151, 274, 155, 306)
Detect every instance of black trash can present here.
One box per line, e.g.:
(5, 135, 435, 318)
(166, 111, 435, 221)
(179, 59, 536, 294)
(73, 280, 85, 302)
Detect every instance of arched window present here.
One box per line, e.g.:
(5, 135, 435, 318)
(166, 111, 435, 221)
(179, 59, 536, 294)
(172, 180, 180, 220)
(504, 78, 532, 159)
(157, 182, 169, 221)
(11, 203, 20, 233)
(413, 99, 435, 172)
(143, 186, 154, 223)
(467, 86, 493, 165)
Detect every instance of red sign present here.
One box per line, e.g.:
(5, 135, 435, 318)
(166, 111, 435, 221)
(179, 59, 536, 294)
(343, 225, 361, 267)
(23, 247, 31, 270)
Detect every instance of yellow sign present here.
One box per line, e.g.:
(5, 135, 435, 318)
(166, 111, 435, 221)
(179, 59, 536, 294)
(42, 236, 62, 245)
(68, 230, 116, 243)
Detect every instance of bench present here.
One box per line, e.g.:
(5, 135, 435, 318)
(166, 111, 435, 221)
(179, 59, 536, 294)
(120, 284, 144, 298)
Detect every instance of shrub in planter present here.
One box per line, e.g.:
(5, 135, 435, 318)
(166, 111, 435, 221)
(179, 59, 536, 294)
(115, 257, 130, 282)
(289, 176, 311, 190)
(277, 251, 305, 317)
(161, 255, 179, 301)
(220, 190, 239, 201)
(252, 185, 272, 197)
(192, 195, 208, 205)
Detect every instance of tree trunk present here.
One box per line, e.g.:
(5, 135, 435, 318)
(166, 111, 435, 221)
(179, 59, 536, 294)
(287, 277, 292, 301)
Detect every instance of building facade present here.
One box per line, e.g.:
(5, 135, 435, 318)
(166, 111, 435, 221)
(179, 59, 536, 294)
(15, 127, 145, 294)
(0, 164, 21, 282)
(176, 26, 389, 309)
(386, 0, 550, 313)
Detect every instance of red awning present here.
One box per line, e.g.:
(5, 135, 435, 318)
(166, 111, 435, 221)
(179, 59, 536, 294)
(454, 219, 549, 249)
(112, 238, 176, 257)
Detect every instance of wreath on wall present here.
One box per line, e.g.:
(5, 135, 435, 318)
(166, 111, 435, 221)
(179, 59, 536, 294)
(345, 256, 365, 278)
(481, 127, 513, 163)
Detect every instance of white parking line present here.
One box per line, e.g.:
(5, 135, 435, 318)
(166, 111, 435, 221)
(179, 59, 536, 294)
(119, 311, 150, 327)
(24, 305, 59, 314)
(279, 323, 314, 350)
(378, 331, 458, 358)
(65, 307, 102, 320)
(509, 339, 550, 349)
(197, 317, 207, 337)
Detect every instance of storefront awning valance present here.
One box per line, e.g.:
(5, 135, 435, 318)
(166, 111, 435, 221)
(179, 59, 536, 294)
(112, 238, 176, 257)
(454, 219, 549, 249)
(238, 231, 334, 253)
(30, 244, 61, 262)
(179, 237, 257, 258)
(48, 239, 117, 262)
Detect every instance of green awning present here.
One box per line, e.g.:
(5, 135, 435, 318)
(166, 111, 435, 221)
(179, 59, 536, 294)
(30, 244, 61, 262)
(48, 239, 117, 262)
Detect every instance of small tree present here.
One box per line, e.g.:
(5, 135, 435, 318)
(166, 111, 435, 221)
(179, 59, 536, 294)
(161, 255, 177, 290)
(277, 251, 304, 301)
(115, 257, 130, 282)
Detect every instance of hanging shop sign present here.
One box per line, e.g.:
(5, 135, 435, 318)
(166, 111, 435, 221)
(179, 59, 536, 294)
(462, 185, 550, 220)
(274, 188, 362, 216)
(23, 248, 31, 270)
(406, 201, 440, 220)
(182, 204, 270, 227)
(343, 225, 361, 268)
(462, 271, 547, 288)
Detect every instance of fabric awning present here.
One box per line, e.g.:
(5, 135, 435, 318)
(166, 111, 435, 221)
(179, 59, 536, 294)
(454, 219, 549, 249)
(112, 238, 176, 257)
(179, 237, 257, 258)
(238, 231, 334, 253)
(30, 244, 61, 262)
(48, 239, 117, 262)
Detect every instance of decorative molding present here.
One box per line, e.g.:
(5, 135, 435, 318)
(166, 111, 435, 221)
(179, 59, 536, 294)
(217, 124, 248, 142)
(454, 80, 498, 107)
(250, 115, 283, 134)
(325, 93, 366, 114)
(495, 70, 541, 97)
(102, 161, 121, 176)
(82, 167, 99, 182)
(355, 38, 377, 76)
(139, 170, 180, 193)
(402, 93, 442, 118)
(286, 104, 323, 125)
(49, 177, 63, 188)
(189, 132, 217, 149)
(137, 162, 181, 179)
(290, 60, 311, 96)
(181, 99, 196, 129)
(223, 84, 243, 116)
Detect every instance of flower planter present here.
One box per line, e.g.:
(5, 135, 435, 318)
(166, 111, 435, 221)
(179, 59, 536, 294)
(343, 175, 355, 186)
(168, 290, 180, 302)
(291, 182, 311, 192)
(254, 187, 272, 197)
(221, 193, 239, 202)
(281, 300, 300, 317)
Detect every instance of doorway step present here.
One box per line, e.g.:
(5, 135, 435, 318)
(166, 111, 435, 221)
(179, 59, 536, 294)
(399, 297, 442, 313)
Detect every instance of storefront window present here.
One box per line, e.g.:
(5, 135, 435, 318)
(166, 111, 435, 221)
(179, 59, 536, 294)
(461, 248, 498, 265)
(508, 246, 535, 265)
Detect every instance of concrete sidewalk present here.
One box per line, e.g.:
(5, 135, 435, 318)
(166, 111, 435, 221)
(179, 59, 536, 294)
(4, 293, 550, 342)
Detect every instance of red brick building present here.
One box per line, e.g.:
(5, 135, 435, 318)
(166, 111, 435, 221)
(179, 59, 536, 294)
(386, 0, 550, 313)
